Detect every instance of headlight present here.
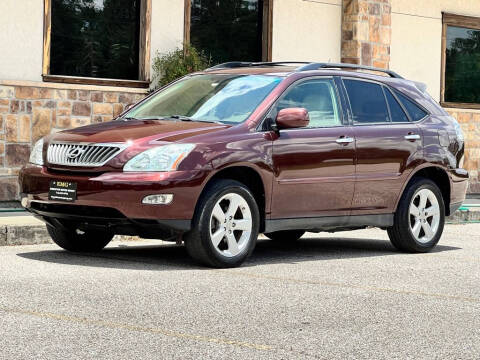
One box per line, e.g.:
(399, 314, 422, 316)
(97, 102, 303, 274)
(29, 138, 44, 165)
(123, 144, 195, 172)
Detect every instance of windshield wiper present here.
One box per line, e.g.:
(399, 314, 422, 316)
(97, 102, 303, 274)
(169, 115, 221, 124)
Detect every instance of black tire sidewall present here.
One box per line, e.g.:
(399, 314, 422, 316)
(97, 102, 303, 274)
(396, 179, 445, 252)
(193, 180, 260, 267)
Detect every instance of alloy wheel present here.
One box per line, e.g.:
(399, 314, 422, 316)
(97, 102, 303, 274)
(409, 188, 440, 243)
(209, 193, 252, 257)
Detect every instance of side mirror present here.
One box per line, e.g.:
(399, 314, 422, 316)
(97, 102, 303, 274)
(275, 108, 309, 130)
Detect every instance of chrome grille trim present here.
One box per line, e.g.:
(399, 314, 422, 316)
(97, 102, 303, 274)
(47, 142, 128, 167)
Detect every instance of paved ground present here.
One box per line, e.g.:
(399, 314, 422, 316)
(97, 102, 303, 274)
(1, 224, 479, 360)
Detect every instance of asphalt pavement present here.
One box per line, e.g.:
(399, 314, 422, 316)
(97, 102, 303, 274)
(1, 224, 480, 359)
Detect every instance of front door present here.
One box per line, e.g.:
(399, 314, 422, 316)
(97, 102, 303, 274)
(269, 78, 355, 219)
(341, 78, 425, 215)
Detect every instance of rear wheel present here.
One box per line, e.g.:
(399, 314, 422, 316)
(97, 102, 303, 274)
(47, 224, 113, 252)
(264, 230, 305, 242)
(185, 179, 259, 268)
(388, 178, 445, 252)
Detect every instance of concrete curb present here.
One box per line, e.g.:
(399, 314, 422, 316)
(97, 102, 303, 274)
(1, 209, 478, 246)
(0, 223, 141, 247)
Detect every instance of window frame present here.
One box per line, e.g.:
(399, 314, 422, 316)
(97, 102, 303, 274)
(42, 0, 151, 88)
(183, 0, 273, 62)
(441, 12, 480, 109)
(257, 76, 346, 132)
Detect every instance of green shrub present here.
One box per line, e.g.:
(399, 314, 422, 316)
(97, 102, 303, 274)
(151, 44, 212, 90)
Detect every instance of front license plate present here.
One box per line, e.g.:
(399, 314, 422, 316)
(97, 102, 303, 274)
(48, 180, 77, 202)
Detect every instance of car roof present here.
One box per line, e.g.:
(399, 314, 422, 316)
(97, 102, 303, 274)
(200, 61, 404, 79)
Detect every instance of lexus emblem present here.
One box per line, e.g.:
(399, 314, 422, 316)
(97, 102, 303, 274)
(66, 148, 86, 159)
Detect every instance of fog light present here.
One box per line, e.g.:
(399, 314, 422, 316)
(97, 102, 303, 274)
(142, 194, 173, 205)
(21, 197, 28, 208)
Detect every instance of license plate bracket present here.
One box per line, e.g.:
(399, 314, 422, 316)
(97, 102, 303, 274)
(48, 180, 77, 202)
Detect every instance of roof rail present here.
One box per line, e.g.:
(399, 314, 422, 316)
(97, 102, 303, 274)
(296, 62, 404, 79)
(205, 61, 310, 71)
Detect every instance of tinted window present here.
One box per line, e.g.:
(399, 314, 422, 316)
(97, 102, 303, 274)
(275, 79, 341, 128)
(51, 0, 141, 80)
(344, 80, 389, 124)
(445, 26, 480, 104)
(191, 0, 263, 63)
(394, 91, 428, 121)
(385, 89, 409, 122)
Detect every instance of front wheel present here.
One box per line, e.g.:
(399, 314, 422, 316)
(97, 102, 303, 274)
(387, 178, 445, 253)
(185, 179, 260, 268)
(47, 224, 113, 252)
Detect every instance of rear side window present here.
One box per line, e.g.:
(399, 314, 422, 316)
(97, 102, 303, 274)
(394, 90, 428, 121)
(385, 89, 409, 123)
(344, 80, 389, 124)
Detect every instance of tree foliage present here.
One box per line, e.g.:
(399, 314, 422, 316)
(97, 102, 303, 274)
(151, 44, 211, 90)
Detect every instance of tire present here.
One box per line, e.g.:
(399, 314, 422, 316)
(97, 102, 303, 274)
(184, 179, 260, 268)
(47, 224, 113, 252)
(387, 177, 445, 253)
(264, 230, 305, 242)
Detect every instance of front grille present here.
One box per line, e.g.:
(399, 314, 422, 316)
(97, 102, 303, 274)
(47, 142, 127, 167)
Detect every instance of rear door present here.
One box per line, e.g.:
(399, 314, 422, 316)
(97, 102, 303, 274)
(270, 77, 355, 219)
(341, 78, 424, 215)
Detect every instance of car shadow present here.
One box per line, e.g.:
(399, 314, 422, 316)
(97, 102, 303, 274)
(17, 236, 461, 271)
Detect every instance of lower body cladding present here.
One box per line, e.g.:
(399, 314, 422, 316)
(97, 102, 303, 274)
(19, 164, 208, 241)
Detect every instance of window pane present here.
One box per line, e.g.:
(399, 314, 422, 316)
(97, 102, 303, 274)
(127, 74, 281, 124)
(276, 79, 341, 128)
(385, 89, 409, 122)
(445, 25, 480, 104)
(191, 0, 263, 63)
(394, 90, 428, 121)
(50, 0, 141, 80)
(344, 80, 389, 124)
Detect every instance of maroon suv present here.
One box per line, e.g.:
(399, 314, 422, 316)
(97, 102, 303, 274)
(19, 62, 468, 267)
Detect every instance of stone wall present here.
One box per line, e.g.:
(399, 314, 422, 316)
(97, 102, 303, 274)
(0, 81, 147, 202)
(341, 0, 391, 68)
(446, 109, 480, 193)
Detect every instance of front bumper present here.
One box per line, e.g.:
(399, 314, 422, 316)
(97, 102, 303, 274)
(19, 164, 208, 236)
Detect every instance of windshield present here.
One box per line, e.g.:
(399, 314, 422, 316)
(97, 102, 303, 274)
(125, 74, 282, 124)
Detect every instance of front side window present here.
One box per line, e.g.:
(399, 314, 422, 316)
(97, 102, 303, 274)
(126, 74, 282, 124)
(273, 79, 341, 128)
(443, 14, 480, 105)
(50, 0, 141, 80)
(344, 80, 389, 124)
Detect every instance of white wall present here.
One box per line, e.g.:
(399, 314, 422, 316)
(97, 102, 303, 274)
(272, 0, 342, 63)
(0, 0, 44, 81)
(150, 0, 185, 79)
(390, 0, 480, 101)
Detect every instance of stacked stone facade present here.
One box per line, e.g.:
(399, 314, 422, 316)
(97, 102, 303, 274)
(446, 109, 480, 193)
(0, 82, 147, 202)
(341, 0, 391, 68)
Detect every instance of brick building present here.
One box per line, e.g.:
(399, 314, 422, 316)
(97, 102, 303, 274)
(0, 0, 479, 203)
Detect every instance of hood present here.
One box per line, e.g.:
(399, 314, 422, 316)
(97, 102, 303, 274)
(50, 119, 231, 144)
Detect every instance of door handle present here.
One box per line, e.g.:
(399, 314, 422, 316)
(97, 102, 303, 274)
(404, 134, 421, 141)
(336, 136, 354, 144)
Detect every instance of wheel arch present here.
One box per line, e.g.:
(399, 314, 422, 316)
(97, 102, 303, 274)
(395, 165, 452, 215)
(195, 164, 268, 232)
